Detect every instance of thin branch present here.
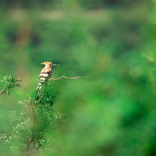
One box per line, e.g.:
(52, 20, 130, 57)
(15, 79, 22, 81)
(49, 75, 88, 81)
(15, 79, 22, 88)
(0, 89, 4, 95)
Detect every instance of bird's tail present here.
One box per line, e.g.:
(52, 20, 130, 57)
(36, 73, 49, 100)
(36, 85, 42, 100)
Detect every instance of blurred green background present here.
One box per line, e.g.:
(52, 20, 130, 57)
(0, 0, 156, 155)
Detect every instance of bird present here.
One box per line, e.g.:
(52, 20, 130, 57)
(37, 61, 60, 100)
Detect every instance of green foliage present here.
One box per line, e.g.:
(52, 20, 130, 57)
(0, 75, 20, 95)
(0, 77, 57, 155)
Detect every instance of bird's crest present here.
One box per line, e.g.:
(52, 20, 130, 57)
(41, 62, 52, 67)
(41, 62, 60, 67)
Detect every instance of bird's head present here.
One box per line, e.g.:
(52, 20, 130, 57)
(41, 62, 60, 67)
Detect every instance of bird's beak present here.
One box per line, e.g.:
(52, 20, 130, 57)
(53, 64, 60, 66)
(41, 62, 45, 65)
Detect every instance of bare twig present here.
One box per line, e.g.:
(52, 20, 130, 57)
(15, 79, 22, 81)
(15, 79, 22, 88)
(0, 89, 4, 95)
(49, 75, 88, 81)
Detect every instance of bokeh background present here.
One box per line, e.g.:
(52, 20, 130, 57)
(0, 0, 156, 155)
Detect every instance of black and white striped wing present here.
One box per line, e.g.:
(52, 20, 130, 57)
(38, 72, 49, 88)
(37, 72, 51, 99)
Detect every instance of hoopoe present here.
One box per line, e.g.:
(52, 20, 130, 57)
(37, 61, 60, 99)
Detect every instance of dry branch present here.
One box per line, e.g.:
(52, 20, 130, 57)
(0, 89, 4, 95)
(49, 75, 88, 81)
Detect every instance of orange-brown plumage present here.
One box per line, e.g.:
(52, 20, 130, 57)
(40, 62, 53, 79)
